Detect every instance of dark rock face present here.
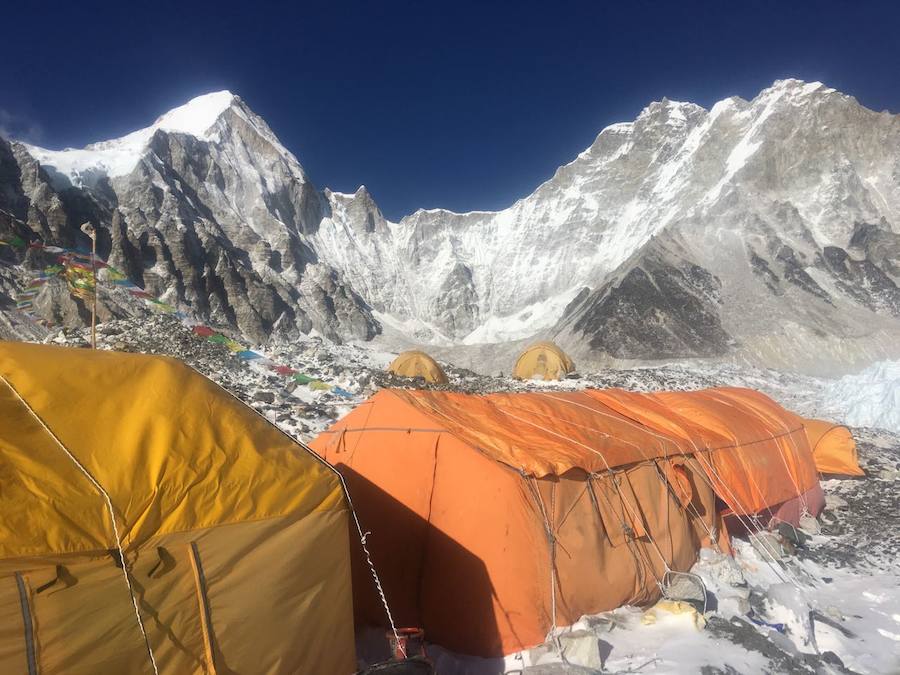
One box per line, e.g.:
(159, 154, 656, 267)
(433, 262, 479, 337)
(821, 244, 900, 316)
(849, 221, 900, 281)
(569, 243, 731, 359)
(773, 244, 832, 304)
(749, 252, 782, 295)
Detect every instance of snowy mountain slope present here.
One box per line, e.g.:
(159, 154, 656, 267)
(311, 97, 713, 342)
(549, 81, 900, 373)
(311, 80, 900, 371)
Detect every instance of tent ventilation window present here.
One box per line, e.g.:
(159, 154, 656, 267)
(15, 573, 38, 675)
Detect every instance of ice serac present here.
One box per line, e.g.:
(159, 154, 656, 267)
(7, 92, 378, 343)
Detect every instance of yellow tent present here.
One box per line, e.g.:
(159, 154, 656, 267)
(387, 350, 449, 384)
(0, 342, 355, 675)
(512, 341, 575, 381)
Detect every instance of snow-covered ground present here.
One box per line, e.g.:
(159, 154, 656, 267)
(43, 317, 900, 674)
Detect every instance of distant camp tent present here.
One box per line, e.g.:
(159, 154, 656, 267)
(311, 386, 822, 658)
(387, 350, 449, 384)
(0, 342, 355, 675)
(803, 418, 864, 476)
(512, 341, 574, 380)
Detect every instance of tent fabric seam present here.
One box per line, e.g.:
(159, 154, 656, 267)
(15, 572, 37, 675)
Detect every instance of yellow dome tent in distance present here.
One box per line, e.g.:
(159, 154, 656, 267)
(387, 349, 449, 384)
(0, 342, 355, 675)
(513, 341, 575, 381)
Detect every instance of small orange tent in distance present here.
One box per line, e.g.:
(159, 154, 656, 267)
(513, 341, 574, 380)
(310, 386, 822, 658)
(387, 350, 449, 384)
(803, 418, 864, 476)
(0, 342, 355, 675)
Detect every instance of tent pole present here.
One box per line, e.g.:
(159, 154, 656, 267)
(80, 222, 97, 349)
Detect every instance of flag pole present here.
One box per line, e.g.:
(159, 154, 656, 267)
(80, 222, 97, 349)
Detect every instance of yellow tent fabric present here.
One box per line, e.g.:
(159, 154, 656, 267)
(512, 341, 574, 380)
(803, 418, 864, 476)
(387, 350, 448, 384)
(0, 342, 355, 674)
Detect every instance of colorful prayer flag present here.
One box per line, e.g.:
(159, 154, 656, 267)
(64, 263, 95, 300)
(104, 269, 127, 281)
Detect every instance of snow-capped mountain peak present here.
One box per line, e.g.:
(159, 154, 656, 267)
(147, 90, 237, 137)
(22, 90, 240, 189)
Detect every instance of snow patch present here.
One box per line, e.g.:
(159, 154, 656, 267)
(461, 287, 585, 345)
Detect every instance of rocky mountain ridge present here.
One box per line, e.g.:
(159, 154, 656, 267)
(2, 79, 899, 373)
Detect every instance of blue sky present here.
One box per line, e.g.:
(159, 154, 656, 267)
(2, 1, 899, 220)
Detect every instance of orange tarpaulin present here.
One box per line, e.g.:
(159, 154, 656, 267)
(310, 386, 823, 658)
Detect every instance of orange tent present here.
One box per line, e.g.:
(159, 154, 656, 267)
(803, 418, 864, 476)
(310, 386, 821, 658)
